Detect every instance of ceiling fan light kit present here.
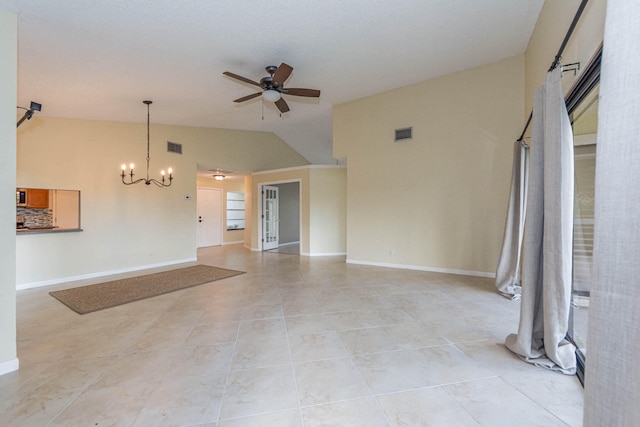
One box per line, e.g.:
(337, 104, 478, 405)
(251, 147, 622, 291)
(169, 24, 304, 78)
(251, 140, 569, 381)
(223, 63, 320, 114)
(263, 89, 281, 102)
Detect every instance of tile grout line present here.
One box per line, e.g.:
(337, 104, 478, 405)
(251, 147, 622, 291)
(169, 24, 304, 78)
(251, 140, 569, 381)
(282, 293, 306, 427)
(214, 313, 243, 424)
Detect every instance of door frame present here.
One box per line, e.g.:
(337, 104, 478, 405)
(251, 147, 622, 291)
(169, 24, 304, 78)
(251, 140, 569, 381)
(262, 185, 280, 250)
(257, 179, 302, 252)
(196, 187, 223, 248)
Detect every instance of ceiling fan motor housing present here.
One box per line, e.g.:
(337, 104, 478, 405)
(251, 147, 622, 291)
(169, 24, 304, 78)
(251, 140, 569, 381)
(260, 76, 277, 89)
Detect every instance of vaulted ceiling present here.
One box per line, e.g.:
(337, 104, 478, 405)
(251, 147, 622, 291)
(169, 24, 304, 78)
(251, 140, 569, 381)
(2, 0, 544, 165)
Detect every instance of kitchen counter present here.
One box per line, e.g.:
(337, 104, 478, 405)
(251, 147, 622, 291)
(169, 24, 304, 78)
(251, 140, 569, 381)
(16, 227, 83, 235)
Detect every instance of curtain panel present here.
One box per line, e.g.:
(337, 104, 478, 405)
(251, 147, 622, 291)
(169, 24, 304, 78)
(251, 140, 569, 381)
(584, 0, 640, 424)
(505, 66, 576, 374)
(495, 140, 529, 299)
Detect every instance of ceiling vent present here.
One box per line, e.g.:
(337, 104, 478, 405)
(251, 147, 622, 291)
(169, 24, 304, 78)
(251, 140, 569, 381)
(167, 141, 182, 154)
(394, 127, 413, 142)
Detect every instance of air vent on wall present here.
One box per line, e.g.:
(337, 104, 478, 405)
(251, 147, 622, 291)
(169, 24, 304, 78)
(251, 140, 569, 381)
(167, 141, 182, 154)
(394, 127, 413, 142)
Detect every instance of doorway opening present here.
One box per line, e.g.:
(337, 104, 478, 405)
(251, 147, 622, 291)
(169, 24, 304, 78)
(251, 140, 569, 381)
(259, 180, 301, 254)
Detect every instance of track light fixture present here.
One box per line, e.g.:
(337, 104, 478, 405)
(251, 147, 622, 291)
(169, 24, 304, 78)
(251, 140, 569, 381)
(16, 101, 42, 128)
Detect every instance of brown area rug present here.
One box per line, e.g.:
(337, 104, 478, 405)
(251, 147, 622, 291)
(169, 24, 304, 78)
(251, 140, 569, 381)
(49, 265, 245, 314)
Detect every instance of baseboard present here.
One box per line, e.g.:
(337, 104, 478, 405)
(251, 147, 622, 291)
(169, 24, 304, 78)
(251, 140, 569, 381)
(279, 241, 300, 247)
(16, 257, 198, 291)
(301, 252, 347, 257)
(0, 358, 19, 376)
(346, 258, 495, 278)
(223, 241, 244, 246)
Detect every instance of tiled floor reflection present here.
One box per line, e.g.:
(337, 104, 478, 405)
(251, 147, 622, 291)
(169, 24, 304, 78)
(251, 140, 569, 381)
(3, 245, 584, 426)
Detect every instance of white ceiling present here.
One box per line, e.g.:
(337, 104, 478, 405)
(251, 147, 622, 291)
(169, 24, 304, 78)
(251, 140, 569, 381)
(3, 0, 544, 166)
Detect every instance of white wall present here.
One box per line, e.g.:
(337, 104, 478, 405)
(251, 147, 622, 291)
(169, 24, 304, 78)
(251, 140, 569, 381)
(16, 117, 308, 288)
(334, 55, 524, 275)
(0, 9, 18, 374)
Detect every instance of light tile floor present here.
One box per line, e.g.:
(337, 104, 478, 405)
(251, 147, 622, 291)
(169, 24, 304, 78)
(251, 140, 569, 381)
(266, 243, 300, 255)
(1, 245, 584, 426)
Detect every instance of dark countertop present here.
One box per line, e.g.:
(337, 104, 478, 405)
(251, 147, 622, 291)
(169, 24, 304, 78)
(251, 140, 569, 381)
(16, 227, 83, 235)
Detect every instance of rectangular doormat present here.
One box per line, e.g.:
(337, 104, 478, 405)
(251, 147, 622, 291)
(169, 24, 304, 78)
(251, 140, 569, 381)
(49, 264, 245, 314)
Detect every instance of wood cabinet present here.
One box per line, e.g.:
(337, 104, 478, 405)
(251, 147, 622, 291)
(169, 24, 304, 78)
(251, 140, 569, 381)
(27, 188, 50, 209)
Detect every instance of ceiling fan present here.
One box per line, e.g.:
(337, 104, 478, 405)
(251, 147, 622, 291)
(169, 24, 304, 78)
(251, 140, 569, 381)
(223, 63, 320, 113)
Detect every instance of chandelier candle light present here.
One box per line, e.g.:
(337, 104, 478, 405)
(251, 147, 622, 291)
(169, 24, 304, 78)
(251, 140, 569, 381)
(121, 100, 173, 187)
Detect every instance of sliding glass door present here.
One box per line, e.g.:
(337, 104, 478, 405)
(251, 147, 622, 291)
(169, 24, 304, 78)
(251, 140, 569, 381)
(569, 83, 599, 384)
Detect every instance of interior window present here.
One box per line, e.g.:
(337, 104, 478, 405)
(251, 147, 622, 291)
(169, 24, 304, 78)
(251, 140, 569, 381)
(16, 188, 81, 231)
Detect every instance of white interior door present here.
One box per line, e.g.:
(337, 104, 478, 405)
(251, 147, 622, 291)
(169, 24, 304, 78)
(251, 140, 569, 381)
(262, 185, 279, 250)
(197, 188, 222, 248)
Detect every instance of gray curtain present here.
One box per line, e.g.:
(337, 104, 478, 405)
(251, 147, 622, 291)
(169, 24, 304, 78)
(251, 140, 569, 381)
(505, 66, 576, 374)
(584, 0, 640, 424)
(495, 140, 529, 299)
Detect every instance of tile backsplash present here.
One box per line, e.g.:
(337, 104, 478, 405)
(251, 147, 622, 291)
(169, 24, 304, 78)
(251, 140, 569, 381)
(17, 207, 54, 228)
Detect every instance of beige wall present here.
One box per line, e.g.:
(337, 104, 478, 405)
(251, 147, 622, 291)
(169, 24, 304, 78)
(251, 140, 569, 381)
(16, 117, 308, 287)
(334, 55, 525, 275)
(524, 0, 607, 118)
(309, 167, 347, 255)
(0, 9, 18, 373)
(249, 166, 346, 256)
(196, 176, 246, 244)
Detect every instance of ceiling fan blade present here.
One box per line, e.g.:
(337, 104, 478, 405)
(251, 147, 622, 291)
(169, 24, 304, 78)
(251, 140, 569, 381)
(233, 92, 262, 103)
(284, 88, 321, 98)
(272, 63, 293, 86)
(223, 71, 262, 88)
(275, 97, 290, 113)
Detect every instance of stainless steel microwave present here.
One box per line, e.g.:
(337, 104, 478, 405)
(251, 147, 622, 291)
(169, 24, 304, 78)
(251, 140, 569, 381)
(16, 189, 27, 207)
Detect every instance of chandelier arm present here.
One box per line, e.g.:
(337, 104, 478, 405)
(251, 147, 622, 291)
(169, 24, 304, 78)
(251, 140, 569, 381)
(121, 176, 147, 185)
(148, 178, 172, 188)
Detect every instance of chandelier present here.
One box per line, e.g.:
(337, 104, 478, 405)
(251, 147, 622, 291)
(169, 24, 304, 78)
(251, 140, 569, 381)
(121, 100, 173, 187)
